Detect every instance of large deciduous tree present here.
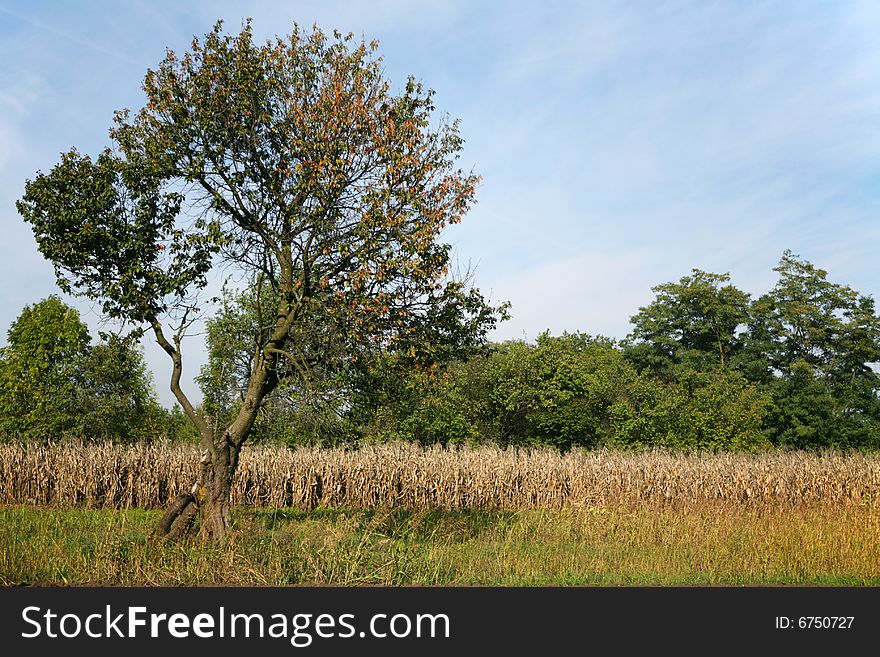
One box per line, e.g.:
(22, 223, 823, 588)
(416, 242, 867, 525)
(17, 21, 505, 540)
(742, 251, 880, 386)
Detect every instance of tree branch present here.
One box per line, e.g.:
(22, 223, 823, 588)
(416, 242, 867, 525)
(149, 317, 212, 443)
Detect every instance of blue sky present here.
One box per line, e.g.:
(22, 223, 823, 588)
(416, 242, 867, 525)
(1, 1, 879, 407)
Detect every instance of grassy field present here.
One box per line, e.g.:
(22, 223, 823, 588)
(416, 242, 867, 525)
(3, 442, 878, 586)
(3, 503, 879, 586)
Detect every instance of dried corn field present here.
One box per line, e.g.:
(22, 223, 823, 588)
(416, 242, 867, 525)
(1, 442, 879, 511)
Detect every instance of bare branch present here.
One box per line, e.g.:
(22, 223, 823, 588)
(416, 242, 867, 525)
(149, 317, 212, 444)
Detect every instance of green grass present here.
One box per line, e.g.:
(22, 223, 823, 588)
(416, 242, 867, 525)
(2, 503, 879, 586)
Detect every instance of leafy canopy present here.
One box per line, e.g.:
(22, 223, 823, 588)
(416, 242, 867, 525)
(625, 269, 751, 375)
(742, 251, 880, 448)
(17, 20, 505, 443)
(0, 296, 89, 436)
(743, 250, 880, 386)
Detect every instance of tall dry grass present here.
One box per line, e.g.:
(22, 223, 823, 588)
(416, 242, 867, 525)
(1, 442, 878, 510)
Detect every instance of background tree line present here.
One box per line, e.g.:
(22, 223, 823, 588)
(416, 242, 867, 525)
(0, 252, 868, 449)
(375, 251, 880, 451)
(6, 249, 872, 450)
(220, 250, 879, 451)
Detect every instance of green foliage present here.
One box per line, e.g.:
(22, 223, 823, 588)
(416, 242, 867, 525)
(197, 284, 270, 426)
(595, 364, 769, 451)
(625, 269, 751, 376)
(0, 296, 90, 437)
(741, 251, 880, 384)
(761, 361, 880, 450)
(0, 297, 162, 442)
(740, 252, 880, 448)
(155, 404, 201, 443)
(393, 367, 477, 446)
(197, 284, 387, 447)
(473, 334, 632, 448)
(658, 369, 767, 450)
(16, 152, 216, 324)
(356, 332, 770, 451)
(622, 254, 880, 449)
(76, 336, 162, 442)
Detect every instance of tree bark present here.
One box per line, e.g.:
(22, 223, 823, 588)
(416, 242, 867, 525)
(153, 492, 196, 539)
(152, 439, 241, 542)
(195, 439, 240, 542)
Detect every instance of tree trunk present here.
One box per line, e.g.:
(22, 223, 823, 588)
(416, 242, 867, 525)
(196, 440, 240, 542)
(153, 438, 241, 542)
(148, 313, 273, 544)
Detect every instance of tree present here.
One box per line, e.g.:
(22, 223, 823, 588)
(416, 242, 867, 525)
(624, 270, 751, 376)
(18, 21, 504, 540)
(740, 251, 880, 447)
(742, 251, 880, 383)
(478, 334, 631, 449)
(197, 283, 360, 447)
(0, 297, 161, 441)
(0, 296, 90, 438)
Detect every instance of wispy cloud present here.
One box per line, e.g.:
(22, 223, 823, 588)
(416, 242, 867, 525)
(0, 70, 43, 171)
(0, 4, 142, 65)
(487, 249, 659, 343)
